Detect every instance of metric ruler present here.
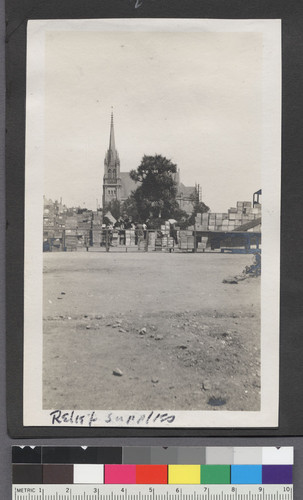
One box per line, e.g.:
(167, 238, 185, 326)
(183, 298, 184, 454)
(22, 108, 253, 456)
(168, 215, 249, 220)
(12, 484, 293, 500)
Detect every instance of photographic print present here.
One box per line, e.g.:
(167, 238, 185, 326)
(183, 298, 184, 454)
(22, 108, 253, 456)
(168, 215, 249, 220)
(24, 19, 281, 427)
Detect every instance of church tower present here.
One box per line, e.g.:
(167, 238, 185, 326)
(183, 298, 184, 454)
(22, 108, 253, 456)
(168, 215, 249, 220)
(102, 110, 121, 209)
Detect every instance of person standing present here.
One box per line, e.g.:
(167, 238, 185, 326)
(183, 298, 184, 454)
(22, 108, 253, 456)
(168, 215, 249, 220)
(136, 222, 144, 250)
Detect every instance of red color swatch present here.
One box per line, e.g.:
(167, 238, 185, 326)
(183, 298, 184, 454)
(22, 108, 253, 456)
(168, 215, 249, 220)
(136, 465, 168, 484)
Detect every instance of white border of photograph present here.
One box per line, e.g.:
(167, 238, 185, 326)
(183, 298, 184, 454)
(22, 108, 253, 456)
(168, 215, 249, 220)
(24, 18, 281, 427)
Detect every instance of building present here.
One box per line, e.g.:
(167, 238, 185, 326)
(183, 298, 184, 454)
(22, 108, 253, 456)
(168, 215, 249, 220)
(102, 111, 122, 207)
(102, 112, 196, 213)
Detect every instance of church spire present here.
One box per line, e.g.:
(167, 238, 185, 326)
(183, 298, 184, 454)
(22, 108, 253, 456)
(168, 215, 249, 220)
(103, 108, 121, 209)
(109, 108, 116, 156)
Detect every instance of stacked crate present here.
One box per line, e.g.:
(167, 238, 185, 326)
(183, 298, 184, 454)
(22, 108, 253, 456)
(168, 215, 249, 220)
(66, 216, 77, 229)
(168, 237, 174, 250)
(77, 217, 91, 249)
(233, 201, 261, 228)
(64, 216, 76, 251)
(179, 230, 195, 251)
(92, 230, 101, 246)
(197, 236, 209, 251)
(156, 223, 173, 251)
(155, 237, 162, 251)
(160, 223, 170, 236)
(161, 236, 168, 251)
(92, 213, 103, 247)
(51, 240, 63, 252)
(65, 236, 78, 251)
(111, 230, 119, 247)
(147, 231, 156, 250)
(92, 212, 103, 225)
(194, 213, 208, 230)
(125, 229, 136, 246)
(194, 201, 261, 232)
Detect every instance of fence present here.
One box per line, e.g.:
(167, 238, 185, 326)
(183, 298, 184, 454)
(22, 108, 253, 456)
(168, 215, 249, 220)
(44, 228, 261, 254)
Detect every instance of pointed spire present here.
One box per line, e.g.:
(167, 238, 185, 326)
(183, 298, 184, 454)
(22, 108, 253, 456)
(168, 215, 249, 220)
(109, 107, 116, 154)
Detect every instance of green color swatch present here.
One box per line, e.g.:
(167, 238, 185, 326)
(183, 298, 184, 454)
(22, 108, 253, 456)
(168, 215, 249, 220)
(201, 465, 230, 484)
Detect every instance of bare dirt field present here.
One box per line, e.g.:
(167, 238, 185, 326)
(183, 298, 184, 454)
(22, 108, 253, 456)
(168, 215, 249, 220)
(43, 252, 260, 411)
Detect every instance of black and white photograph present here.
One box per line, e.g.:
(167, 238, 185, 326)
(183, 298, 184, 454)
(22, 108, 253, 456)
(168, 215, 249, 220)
(23, 18, 281, 427)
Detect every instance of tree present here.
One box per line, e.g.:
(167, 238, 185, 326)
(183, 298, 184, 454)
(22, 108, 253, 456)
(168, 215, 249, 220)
(128, 154, 181, 223)
(121, 194, 140, 222)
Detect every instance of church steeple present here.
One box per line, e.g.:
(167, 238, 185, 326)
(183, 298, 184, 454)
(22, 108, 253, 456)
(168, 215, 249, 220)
(103, 109, 121, 209)
(109, 110, 116, 156)
(105, 109, 119, 165)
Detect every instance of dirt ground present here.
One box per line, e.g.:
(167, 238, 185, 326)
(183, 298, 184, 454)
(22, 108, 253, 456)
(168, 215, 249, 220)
(43, 252, 260, 411)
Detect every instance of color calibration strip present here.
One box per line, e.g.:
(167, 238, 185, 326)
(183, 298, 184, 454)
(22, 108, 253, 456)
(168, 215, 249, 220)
(12, 484, 293, 500)
(12, 447, 293, 485)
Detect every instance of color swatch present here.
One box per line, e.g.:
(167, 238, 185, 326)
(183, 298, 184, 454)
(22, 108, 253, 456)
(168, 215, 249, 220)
(201, 465, 230, 484)
(12, 446, 293, 485)
(136, 465, 167, 484)
(231, 465, 262, 484)
(168, 465, 201, 484)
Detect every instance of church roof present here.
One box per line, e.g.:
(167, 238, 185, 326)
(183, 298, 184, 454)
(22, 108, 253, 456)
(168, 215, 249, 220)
(120, 172, 137, 200)
(178, 182, 195, 198)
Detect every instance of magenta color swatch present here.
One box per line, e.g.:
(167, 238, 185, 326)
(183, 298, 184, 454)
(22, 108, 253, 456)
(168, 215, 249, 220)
(104, 464, 136, 484)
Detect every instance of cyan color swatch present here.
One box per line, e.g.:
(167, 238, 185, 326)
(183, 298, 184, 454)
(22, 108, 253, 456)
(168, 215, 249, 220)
(231, 465, 262, 484)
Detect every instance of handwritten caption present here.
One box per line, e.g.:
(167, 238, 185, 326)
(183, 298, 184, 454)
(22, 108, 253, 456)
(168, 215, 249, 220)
(49, 410, 176, 427)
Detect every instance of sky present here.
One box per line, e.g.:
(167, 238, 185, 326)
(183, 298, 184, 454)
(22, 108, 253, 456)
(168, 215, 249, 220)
(43, 28, 263, 213)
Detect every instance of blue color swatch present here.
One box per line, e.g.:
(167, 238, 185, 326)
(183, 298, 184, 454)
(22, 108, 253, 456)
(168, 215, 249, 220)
(231, 465, 262, 484)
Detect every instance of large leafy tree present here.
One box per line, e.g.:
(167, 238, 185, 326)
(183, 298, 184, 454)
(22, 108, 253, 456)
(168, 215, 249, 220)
(121, 194, 140, 222)
(128, 154, 181, 222)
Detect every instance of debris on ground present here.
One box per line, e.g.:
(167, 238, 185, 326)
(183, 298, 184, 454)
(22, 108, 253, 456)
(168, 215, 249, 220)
(222, 277, 238, 284)
(202, 380, 211, 391)
(244, 252, 261, 277)
(43, 253, 260, 412)
(139, 328, 147, 335)
(208, 396, 226, 406)
(113, 368, 123, 376)
(223, 253, 261, 284)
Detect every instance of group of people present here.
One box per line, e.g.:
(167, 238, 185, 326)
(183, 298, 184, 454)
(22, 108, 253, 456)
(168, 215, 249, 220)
(101, 215, 149, 247)
(101, 215, 178, 248)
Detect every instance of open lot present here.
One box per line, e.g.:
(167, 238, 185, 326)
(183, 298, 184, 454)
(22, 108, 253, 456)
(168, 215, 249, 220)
(43, 252, 260, 411)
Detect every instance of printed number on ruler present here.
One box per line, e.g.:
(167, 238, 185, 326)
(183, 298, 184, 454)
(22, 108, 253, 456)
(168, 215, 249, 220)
(12, 485, 293, 500)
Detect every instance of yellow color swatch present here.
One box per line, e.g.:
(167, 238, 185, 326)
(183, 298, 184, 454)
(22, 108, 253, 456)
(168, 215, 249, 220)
(168, 465, 201, 484)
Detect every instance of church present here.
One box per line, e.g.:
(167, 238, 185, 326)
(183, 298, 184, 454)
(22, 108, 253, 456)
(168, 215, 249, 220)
(102, 112, 196, 213)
